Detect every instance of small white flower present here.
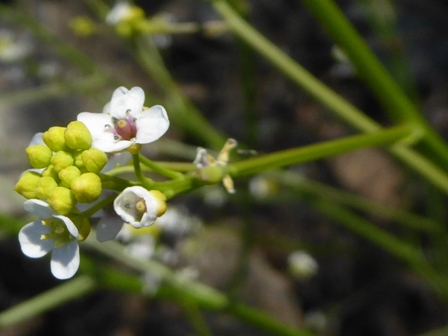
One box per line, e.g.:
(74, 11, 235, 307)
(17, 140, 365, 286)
(288, 250, 318, 280)
(106, 2, 132, 25)
(77, 86, 169, 153)
(114, 186, 167, 228)
(18, 199, 80, 280)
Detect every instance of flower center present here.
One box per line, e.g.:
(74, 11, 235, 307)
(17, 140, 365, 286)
(135, 199, 147, 213)
(105, 110, 138, 141)
(42, 218, 73, 248)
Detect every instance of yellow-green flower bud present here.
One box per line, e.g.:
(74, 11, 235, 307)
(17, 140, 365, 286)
(73, 150, 84, 169)
(14, 171, 41, 199)
(35, 176, 58, 199)
(199, 165, 225, 184)
(41, 165, 60, 182)
(149, 190, 167, 217)
(58, 166, 81, 188)
(43, 126, 69, 152)
(70, 214, 91, 241)
(65, 121, 92, 150)
(51, 151, 74, 173)
(71, 173, 102, 203)
(25, 145, 52, 169)
(47, 186, 76, 215)
(81, 148, 107, 173)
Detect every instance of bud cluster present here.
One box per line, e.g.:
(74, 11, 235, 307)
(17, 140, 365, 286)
(15, 121, 107, 219)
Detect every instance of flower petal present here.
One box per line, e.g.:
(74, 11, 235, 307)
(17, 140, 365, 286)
(94, 139, 133, 153)
(110, 87, 145, 119)
(23, 199, 54, 219)
(102, 152, 132, 172)
(28, 132, 45, 146)
(51, 241, 80, 279)
(53, 215, 79, 239)
(135, 105, 170, 144)
(18, 221, 53, 258)
(77, 112, 112, 139)
(96, 216, 124, 242)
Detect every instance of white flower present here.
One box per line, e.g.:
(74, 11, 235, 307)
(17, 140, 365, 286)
(288, 250, 318, 280)
(18, 199, 80, 280)
(114, 186, 167, 228)
(106, 2, 133, 25)
(77, 86, 169, 153)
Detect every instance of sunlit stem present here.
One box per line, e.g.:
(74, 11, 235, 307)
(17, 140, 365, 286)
(132, 154, 155, 189)
(81, 193, 117, 218)
(139, 154, 184, 180)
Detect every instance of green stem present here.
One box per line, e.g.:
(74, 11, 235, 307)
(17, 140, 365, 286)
(83, 234, 315, 336)
(209, 0, 448, 195)
(229, 125, 417, 176)
(132, 154, 154, 189)
(81, 193, 116, 218)
(299, 0, 448, 169)
(0, 276, 96, 328)
(313, 199, 448, 299)
(210, 0, 379, 133)
(139, 154, 184, 179)
(269, 170, 442, 234)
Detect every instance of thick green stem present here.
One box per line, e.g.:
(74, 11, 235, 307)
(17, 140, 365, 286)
(0, 276, 96, 329)
(229, 125, 417, 176)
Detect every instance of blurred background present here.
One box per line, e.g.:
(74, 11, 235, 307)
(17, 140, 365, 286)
(2, 0, 448, 335)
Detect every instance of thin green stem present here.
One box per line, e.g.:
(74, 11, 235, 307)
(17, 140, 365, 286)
(209, 0, 448, 194)
(313, 199, 448, 300)
(83, 235, 315, 336)
(132, 154, 154, 189)
(229, 125, 417, 177)
(0, 276, 96, 329)
(81, 193, 116, 218)
(210, 0, 380, 133)
(139, 154, 184, 179)
(269, 170, 442, 234)
(299, 0, 448, 169)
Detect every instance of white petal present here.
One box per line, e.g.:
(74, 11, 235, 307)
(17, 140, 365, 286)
(28, 132, 45, 146)
(53, 215, 79, 239)
(96, 217, 124, 242)
(135, 105, 170, 144)
(110, 87, 145, 119)
(77, 112, 113, 139)
(132, 211, 157, 228)
(113, 186, 150, 224)
(101, 152, 132, 172)
(51, 241, 80, 280)
(23, 199, 54, 219)
(95, 139, 132, 153)
(102, 101, 111, 114)
(18, 221, 53, 258)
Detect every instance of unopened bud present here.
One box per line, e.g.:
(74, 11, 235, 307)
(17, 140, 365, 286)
(65, 121, 92, 150)
(35, 176, 58, 199)
(14, 171, 41, 199)
(58, 166, 81, 188)
(71, 173, 102, 203)
(42, 165, 60, 182)
(47, 186, 76, 215)
(149, 190, 167, 217)
(199, 165, 225, 184)
(81, 148, 107, 173)
(51, 151, 74, 173)
(26, 145, 52, 168)
(43, 126, 69, 152)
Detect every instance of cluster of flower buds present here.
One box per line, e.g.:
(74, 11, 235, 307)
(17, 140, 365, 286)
(16, 121, 106, 216)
